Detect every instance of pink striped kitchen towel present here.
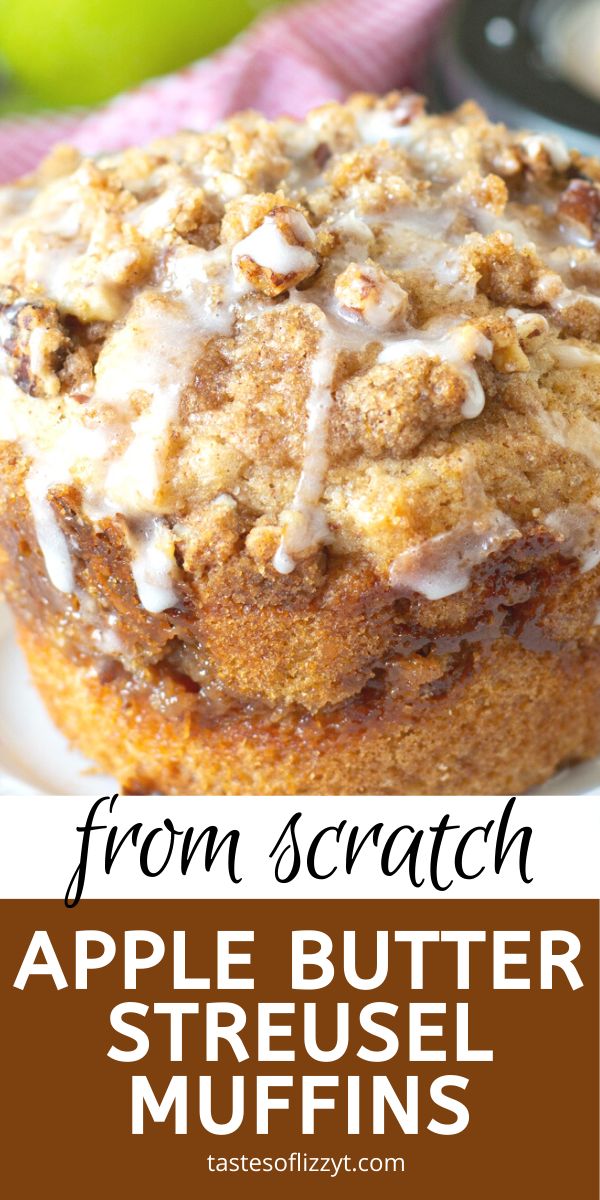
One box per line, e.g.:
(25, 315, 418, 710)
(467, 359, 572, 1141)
(0, 0, 452, 183)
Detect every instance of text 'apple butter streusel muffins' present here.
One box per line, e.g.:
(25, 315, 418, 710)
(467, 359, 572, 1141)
(2, 91, 600, 794)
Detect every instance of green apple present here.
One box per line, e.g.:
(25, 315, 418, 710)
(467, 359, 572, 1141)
(0, 0, 286, 108)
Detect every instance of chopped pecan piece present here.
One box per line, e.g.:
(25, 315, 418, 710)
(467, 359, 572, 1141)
(233, 205, 319, 296)
(0, 289, 70, 398)
(314, 142, 332, 169)
(557, 179, 600, 242)
(393, 91, 426, 125)
(334, 262, 409, 330)
(518, 133, 571, 178)
(373, 89, 426, 128)
(58, 345, 95, 402)
(489, 322, 530, 373)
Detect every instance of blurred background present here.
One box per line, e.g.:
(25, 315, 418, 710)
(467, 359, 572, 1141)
(0, 0, 598, 154)
(0, 0, 288, 111)
(428, 0, 600, 157)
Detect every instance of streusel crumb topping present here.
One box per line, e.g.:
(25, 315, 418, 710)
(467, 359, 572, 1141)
(2, 92, 600, 611)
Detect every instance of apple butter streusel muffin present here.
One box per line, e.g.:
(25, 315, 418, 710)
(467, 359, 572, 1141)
(2, 92, 600, 794)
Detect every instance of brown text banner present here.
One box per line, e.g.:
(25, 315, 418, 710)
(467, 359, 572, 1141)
(2, 899, 598, 1198)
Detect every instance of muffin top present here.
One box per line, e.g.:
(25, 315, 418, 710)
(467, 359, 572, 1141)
(2, 91, 600, 612)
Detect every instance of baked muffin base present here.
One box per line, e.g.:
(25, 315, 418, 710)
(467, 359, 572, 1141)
(17, 620, 600, 795)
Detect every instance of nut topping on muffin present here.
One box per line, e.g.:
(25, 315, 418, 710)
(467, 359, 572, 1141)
(2, 91, 600, 608)
(0, 290, 70, 399)
(517, 132, 571, 175)
(557, 179, 600, 245)
(333, 262, 409, 330)
(233, 204, 319, 296)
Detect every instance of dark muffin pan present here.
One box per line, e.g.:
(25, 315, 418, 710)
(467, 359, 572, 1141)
(427, 0, 600, 155)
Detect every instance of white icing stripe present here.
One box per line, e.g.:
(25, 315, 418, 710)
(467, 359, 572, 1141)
(87, 244, 242, 606)
(128, 186, 185, 236)
(390, 511, 520, 599)
(335, 264, 408, 330)
(506, 307, 549, 338)
(90, 612, 123, 655)
(550, 343, 600, 367)
(535, 407, 600, 468)
(360, 282, 402, 328)
(273, 313, 337, 575)
(552, 287, 600, 314)
(3, 110, 600, 612)
(233, 212, 316, 276)
(546, 506, 600, 572)
(356, 96, 422, 146)
(271, 315, 495, 576)
(378, 323, 493, 418)
(129, 519, 179, 614)
(25, 469, 75, 594)
(519, 133, 570, 171)
(0, 237, 242, 611)
(6, 413, 109, 597)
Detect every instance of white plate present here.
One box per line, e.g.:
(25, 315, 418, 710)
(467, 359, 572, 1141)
(0, 605, 116, 795)
(0, 603, 598, 796)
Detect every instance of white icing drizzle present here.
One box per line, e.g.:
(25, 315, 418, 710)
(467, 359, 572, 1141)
(129, 519, 179, 614)
(128, 185, 187, 237)
(97, 294, 202, 513)
(6, 408, 109, 596)
(376, 206, 476, 300)
(86, 243, 243, 606)
(519, 133, 571, 171)
(90, 611, 123, 655)
(390, 510, 520, 599)
(0, 236, 245, 611)
(271, 314, 494, 576)
(273, 311, 338, 575)
(355, 267, 407, 330)
(378, 322, 493, 418)
(384, 204, 456, 241)
(536, 406, 600, 469)
(356, 96, 422, 146)
(506, 307, 549, 338)
(335, 263, 408, 330)
(552, 286, 600, 315)
(3, 107, 600, 616)
(331, 211, 374, 248)
(25, 468, 75, 594)
(549, 342, 600, 367)
(546, 505, 600, 572)
(233, 211, 317, 277)
(471, 207, 536, 250)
